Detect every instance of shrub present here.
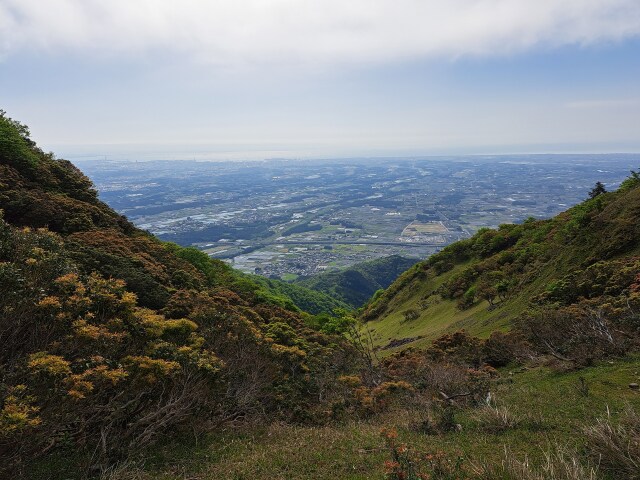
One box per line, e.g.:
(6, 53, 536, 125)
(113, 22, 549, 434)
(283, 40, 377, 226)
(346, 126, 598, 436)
(0, 385, 42, 471)
(427, 330, 483, 366)
(380, 428, 467, 479)
(517, 304, 630, 366)
(481, 331, 524, 367)
(0, 216, 357, 474)
(402, 308, 420, 322)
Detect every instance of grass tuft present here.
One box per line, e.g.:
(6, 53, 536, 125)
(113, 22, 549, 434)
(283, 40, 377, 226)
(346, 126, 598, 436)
(476, 447, 598, 480)
(583, 405, 640, 479)
(474, 404, 520, 433)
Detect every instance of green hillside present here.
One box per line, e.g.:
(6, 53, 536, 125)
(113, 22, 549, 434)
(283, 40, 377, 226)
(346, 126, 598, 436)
(248, 274, 351, 314)
(362, 176, 640, 353)
(0, 111, 358, 476)
(297, 255, 418, 308)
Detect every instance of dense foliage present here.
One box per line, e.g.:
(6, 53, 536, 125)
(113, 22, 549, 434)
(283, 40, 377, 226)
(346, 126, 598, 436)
(0, 113, 359, 475)
(249, 274, 351, 314)
(297, 255, 418, 308)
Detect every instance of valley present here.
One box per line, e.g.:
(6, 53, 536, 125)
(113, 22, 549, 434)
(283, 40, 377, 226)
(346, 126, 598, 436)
(2, 111, 640, 480)
(4, 3, 640, 477)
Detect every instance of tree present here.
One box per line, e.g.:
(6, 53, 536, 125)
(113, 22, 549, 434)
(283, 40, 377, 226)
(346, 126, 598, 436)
(619, 169, 640, 192)
(0, 109, 31, 140)
(476, 280, 497, 306)
(495, 279, 510, 301)
(457, 286, 476, 310)
(588, 181, 607, 199)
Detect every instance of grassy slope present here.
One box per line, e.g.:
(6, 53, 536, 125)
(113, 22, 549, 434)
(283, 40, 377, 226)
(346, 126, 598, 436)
(365, 262, 543, 354)
(362, 184, 640, 354)
(36, 356, 640, 479)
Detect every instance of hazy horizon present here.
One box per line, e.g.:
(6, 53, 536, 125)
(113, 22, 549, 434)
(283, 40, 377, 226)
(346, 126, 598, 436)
(64, 148, 640, 165)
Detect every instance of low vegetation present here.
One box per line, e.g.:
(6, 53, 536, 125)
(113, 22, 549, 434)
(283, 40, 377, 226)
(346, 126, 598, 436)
(28, 349, 639, 479)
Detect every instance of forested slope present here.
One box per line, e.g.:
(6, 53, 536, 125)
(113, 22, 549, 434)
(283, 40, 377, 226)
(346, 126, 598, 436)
(297, 255, 418, 308)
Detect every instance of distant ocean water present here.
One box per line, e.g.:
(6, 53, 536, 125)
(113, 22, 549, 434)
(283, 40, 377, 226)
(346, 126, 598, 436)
(48, 143, 640, 164)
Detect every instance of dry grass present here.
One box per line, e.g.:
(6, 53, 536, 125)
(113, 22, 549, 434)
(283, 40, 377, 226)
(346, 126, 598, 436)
(474, 404, 520, 433)
(99, 462, 148, 480)
(476, 447, 598, 480)
(583, 405, 640, 479)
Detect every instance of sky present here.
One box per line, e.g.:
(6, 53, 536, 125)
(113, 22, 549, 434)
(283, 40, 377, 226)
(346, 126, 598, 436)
(1, 0, 640, 160)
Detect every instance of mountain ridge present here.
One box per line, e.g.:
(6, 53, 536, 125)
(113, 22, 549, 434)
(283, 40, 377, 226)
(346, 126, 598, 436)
(361, 172, 640, 353)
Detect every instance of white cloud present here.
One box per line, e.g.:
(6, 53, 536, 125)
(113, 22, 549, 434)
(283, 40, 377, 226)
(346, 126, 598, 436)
(1, 0, 639, 66)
